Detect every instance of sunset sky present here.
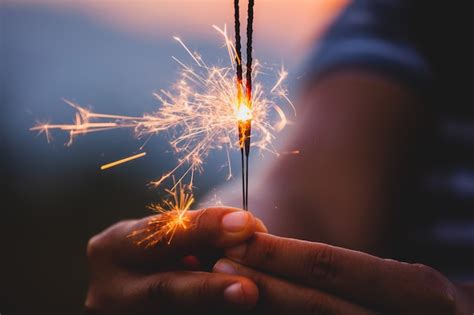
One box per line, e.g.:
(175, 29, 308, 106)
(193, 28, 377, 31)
(5, 0, 348, 59)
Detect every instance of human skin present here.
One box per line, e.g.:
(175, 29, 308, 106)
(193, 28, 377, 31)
(86, 71, 473, 314)
(85, 208, 473, 314)
(214, 232, 474, 314)
(236, 70, 422, 253)
(211, 70, 473, 314)
(84, 207, 267, 314)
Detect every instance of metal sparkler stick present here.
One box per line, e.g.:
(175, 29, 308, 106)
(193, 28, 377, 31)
(244, 0, 254, 211)
(234, 0, 255, 210)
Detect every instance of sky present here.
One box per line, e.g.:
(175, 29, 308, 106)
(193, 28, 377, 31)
(4, 0, 348, 60)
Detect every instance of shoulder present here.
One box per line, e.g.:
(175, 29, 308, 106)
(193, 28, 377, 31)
(305, 0, 432, 93)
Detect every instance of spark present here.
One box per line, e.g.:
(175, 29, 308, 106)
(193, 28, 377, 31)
(100, 152, 147, 170)
(128, 180, 195, 247)
(31, 25, 293, 192)
(280, 150, 300, 155)
(271, 66, 288, 93)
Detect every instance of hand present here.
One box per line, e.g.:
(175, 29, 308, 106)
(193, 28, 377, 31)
(85, 207, 267, 314)
(214, 233, 473, 315)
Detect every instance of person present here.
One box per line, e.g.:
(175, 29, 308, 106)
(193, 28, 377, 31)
(85, 0, 474, 314)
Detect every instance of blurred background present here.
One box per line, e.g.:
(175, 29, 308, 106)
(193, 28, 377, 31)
(0, 0, 347, 313)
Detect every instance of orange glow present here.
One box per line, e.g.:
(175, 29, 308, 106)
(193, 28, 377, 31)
(128, 180, 194, 246)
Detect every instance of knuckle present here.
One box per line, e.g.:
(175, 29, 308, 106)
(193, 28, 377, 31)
(195, 278, 213, 300)
(86, 234, 104, 259)
(195, 210, 209, 231)
(412, 263, 457, 312)
(147, 277, 172, 305)
(414, 263, 446, 288)
(194, 209, 218, 236)
(86, 220, 133, 259)
(304, 244, 337, 284)
(109, 219, 135, 236)
(414, 263, 439, 280)
(84, 286, 112, 313)
(304, 294, 339, 315)
(256, 236, 279, 265)
(84, 290, 97, 312)
(193, 210, 218, 245)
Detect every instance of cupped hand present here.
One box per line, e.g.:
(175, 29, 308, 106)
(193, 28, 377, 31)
(214, 233, 473, 315)
(85, 207, 266, 314)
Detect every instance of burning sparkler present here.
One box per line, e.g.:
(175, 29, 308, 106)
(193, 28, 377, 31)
(31, 25, 293, 193)
(31, 13, 293, 246)
(233, 0, 255, 210)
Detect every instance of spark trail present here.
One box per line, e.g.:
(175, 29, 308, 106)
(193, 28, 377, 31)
(31, 25, 293, 192)
(128, 179, 195, 246)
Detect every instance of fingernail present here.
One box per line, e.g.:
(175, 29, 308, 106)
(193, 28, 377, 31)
(222, 211, 250, 233)
(213, 260, 236, 275)
(223, 282, 245, 305)
(226, 244, 247, 261)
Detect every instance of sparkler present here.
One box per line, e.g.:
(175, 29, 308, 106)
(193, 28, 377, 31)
(234, 0, 255, 210)
(31, 21, 293, 245)
(31, 26, 292, 192)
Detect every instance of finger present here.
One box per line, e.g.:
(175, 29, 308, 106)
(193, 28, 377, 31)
(213, 259, 375, 315)
(225, 233, 457, 313)
(88, 207, 262, 267)
(86, 271, 259, 314)
(255, 218, 268, 233)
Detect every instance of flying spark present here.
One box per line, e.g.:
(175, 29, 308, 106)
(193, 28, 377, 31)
(100, 152, 147, 170)
(128, 180, 195, 246)
(31, 25, 294, 191)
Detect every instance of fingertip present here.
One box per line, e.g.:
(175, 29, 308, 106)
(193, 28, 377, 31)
(221, 211, 253, 233)
(218, 210, 256, 246)
(240, 278, 259, 309)
(214, 259, 258, 309)
(255, 218, 268, 233)
(182, 207, 258, 249)
(223, 279, 258, 310)
(213, 258, 237, 275)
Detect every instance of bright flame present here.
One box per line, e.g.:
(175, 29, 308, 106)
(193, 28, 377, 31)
(236, 101, 253, 122)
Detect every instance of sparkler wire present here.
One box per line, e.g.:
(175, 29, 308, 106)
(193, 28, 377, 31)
(245, 0, 254, 210)
(234, 0, 246, 210)
(235, 0, 255, 210)
(245, 0, 254, 101)
(234, 0, 243, 86)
